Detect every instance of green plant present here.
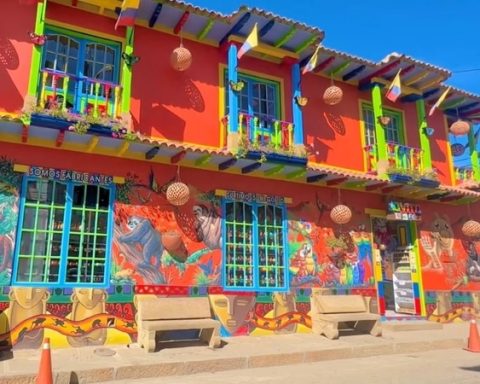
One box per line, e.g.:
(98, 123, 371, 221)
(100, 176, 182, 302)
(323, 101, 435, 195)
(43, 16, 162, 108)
(326, 236, 348, 250)
(233, 134, 308, 160)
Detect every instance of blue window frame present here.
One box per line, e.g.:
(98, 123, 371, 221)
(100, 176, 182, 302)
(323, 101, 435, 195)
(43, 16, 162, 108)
(222, 197, 288, 292)
(12, 176, 115, 288)
(41, 27, 121, 114)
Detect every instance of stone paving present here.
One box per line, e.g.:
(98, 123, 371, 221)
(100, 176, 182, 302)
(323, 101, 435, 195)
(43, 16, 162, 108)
(0, 322, 470, 384)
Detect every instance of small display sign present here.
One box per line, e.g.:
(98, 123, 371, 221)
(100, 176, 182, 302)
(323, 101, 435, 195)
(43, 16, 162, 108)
(28, 166, 114, 186)
(386, 201, 422, 221)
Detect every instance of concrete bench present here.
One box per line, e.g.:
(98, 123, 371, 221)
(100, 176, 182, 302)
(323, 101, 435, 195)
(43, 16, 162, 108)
(135, 296, 221, 352)
(310, 293, 382, 340)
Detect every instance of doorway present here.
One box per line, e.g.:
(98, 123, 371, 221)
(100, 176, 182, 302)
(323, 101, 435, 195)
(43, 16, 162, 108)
(372, 218, 420, 316)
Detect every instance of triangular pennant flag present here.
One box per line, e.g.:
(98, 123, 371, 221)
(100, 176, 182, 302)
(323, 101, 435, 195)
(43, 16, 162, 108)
(237, 23, 259, 59)
(385, 70, 402, 102)
(428, 87, 451, 116)
(302, 45, 321, 75)
(115, 0, 140, 30)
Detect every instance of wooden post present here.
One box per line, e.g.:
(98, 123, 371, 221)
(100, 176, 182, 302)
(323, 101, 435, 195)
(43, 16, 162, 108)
(468, 127, 480, 181)
(372, 84, 387, 166)
(228, 43, 239, 134)
(121, 27, 134, 125)
(27, 1, 47, 98)
(291, 63, 303, 145)
(416, 99, 432, 170)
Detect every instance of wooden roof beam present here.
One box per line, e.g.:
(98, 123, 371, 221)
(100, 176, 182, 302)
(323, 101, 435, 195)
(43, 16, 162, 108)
(326, 176, 348, 186)
(218, 158, 237, 171)
(174, 11, 190, 35)
(342, 65, 366, 81)
(241, 162, 262, 174)
(358, 59, 401, 86)
(145, 146, 160, 160)
(259, 19, 275, 37)
(273, 26, 296, 48)
(197, 19, 214, 40)
(148, 3, 163, 28)
(170, 150, 187, 164)
(219, 12, 251, 47)
(306, 173, 328, 183)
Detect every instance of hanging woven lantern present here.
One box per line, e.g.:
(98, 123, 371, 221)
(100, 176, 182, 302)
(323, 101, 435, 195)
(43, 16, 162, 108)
(170, 44, 192, 71)
(166, 181, 190, 206)
(450, 119, 470, 136)
(462, 220, 480, 237)
(323, 85, 343, 106)
(330, 204, 352, 225)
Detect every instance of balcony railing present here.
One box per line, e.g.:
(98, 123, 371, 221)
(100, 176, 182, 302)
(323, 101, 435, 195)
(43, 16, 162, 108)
(364, 143, 423, 174)
(223, 113, 299, 158)
(455, 166, 477, 186)
(38, 69, 122, 119)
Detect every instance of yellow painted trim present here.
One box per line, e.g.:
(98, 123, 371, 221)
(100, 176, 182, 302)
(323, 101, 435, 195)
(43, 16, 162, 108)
(113, 176, 125, 184)
(410, 221, 427, 316)
(443, 114, 456, 186)
(358, 99, 368, 172)
(116, 141, 130, 157)
(13, 164, 30, 173)
(228, 35, 299, 60)
(404, 71, 430, 86)
(218, 64, 226, 148)
(215, 189, 227, 197)
(284, 197, 293, 204)
(86, 136, 99, 153)
(372, 77, 422, 96)
(364, 208, 386, 217)
(45, 19, 125, 44)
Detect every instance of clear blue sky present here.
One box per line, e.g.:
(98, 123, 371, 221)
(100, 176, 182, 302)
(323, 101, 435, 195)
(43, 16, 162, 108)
(193, 0, 480, 95)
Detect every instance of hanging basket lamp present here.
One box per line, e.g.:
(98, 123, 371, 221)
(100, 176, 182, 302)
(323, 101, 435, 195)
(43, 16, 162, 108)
(166, 181, 190, 206)
(323, 85, 343, 106)
(450, 119, 470, 136)
(170, 44, 192, 71)
(462, 220, 480, 237)
(330, 204, 352, 225)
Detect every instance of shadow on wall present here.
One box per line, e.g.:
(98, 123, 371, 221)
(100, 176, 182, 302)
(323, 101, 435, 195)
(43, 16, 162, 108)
(0, 37, 22, 112)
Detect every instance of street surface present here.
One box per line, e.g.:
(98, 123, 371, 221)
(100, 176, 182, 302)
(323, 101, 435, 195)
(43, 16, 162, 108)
(105, 348, 480, 384)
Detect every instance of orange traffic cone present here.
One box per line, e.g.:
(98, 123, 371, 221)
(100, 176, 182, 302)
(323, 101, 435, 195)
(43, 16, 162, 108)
(35, 338, 53, 384)
(465, 319, 480, 353)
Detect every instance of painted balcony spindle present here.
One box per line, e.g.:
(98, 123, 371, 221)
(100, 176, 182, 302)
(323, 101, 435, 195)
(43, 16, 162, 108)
(273, 120, 280, 149)
(93, 82, 101, 117)
(252, 116, 259, 145)
(287, 123, 293, 150)
(104, 84, 111, 116)
(113, 86, 121, 118)
(62, 76, 69, 111)
(51, 74, 58, 101)
(39, 71, 48, 108)
(238, 113, 244, 137)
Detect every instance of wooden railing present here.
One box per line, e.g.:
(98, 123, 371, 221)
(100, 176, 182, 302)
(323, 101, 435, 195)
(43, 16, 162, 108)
(38, 69, 122, 119)
(455, 166, 476, 185)
(222, 113, 294, 152)
(364, 143, 423, 173)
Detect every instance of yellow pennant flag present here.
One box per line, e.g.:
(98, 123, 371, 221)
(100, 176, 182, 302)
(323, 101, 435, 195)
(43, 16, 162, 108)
(237, 23, 259, 59)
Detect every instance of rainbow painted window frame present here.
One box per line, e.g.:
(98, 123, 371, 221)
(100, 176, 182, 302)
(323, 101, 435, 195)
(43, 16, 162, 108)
(39, 25, 122, 117)
(12, 173, 115, 288)
(222, 191, 289, 292)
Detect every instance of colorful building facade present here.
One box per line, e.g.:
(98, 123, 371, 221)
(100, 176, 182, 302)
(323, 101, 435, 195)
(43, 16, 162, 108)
(1, 0, 480, 349)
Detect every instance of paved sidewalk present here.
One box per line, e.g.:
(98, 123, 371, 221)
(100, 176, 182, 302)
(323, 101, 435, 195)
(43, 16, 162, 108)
(0, 322, 470, 384)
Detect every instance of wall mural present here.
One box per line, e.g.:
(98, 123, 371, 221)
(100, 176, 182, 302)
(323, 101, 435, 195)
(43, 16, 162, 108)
(0, 157, 20, 286)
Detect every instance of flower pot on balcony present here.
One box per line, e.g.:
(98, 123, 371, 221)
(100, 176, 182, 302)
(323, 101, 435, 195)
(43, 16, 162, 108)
(245, 151, 308, 166)
(30, 114, 72, 130)
(89, 123, 114, 136)
(413, 178, 440, 188)
(388, 173, 413, 183)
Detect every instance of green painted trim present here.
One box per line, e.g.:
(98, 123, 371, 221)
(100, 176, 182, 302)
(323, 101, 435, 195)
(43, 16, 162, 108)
(121, 27, 134, 118)
(273, 26, 296, 48)
(468, 127, 480, 181)
(27, 1, 47, 96)
(416, 99, 432, 170)
(46, 25, 121, 47)
(197, 19, 214, 40)
(327, 61, 351, 77)
(294, 35, 317, 54)
(371, 85, 387, 161)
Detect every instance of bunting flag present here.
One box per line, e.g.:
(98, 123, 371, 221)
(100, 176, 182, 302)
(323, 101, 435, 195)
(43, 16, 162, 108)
(115, 0, 140, 30)
(301, 45, 321, 75)
(385, 70, 402, 102)
(428, 87, 451, 116)
(237, 23, 259, 59)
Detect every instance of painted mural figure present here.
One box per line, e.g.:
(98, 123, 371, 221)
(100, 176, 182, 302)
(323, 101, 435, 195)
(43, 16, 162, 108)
(208, 294, 256, 335)
(193, 205, 221, 250)
(118, 216, 164, 269)
(0, 287, 50, 349)
(272, 292, 297, 334)
(290, 243, 315, 279)
(421, 215, 454, 269)
(66, 288, 108, 347)
(0, 194, 17, 277)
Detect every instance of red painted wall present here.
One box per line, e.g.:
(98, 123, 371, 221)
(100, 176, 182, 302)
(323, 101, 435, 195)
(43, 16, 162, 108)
(428, 113, 453, 185)
(303, 75, 366, 171)
(0, 1, 36, 114)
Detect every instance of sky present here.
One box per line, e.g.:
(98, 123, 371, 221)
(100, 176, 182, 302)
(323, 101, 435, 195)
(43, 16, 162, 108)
(192, 0, 480, 95)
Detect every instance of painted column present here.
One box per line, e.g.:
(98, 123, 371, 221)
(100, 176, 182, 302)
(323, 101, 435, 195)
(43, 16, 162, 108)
(227, 43, 239, 134)
(468, 126, 480, 181)
(27, 0, 47, 97)
(416, 99, 432, 170)
(291, 63, 303, 145)
(371, 84, 387, 165)
(121, 27, 134, 123)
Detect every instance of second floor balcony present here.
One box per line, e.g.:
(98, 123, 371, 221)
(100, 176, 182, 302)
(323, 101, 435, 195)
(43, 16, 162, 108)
(364, 142, 440, 188)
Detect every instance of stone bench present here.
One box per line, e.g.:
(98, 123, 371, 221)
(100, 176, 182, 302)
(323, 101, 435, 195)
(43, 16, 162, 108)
(310, 293, 382, 340)
(135, 296, 221, 352)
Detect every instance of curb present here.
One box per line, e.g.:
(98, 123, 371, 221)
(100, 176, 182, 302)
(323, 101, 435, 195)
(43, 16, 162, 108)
(0, 338, 466, 384)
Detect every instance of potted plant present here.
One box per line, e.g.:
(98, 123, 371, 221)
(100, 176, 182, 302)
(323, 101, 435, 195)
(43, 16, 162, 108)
(413, 168, 440, 188)
(386, 166, 413, 183)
